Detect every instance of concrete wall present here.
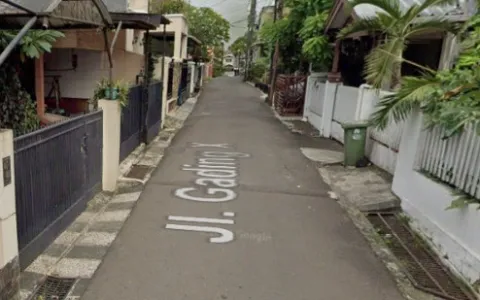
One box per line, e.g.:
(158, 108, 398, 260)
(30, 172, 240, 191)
(393, 110, 480, 285)
(0, 129, 19, 300)
(154, 14, 188, 60)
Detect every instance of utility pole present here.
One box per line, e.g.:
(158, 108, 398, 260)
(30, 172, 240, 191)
(268, 0, 283, 105)
(244, 0, 257, 81)
(267, 0, 278, 87)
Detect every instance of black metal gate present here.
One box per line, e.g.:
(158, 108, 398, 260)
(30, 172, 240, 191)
(146, 81, 163, 143)
(120, 85, 143, 162)
(120, 82, 163, 161)
(178, 62, 191, 106)
(167, 62, 174, 99)
(14, 111, 103, 269)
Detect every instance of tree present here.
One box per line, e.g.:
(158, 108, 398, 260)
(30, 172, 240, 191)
(338, 0, 459, 89)
(370, 15, 480, 137)
(150, 0, 230, 60)
(229, 36, 246, 63)
(257, 0, 333, 73)
(188, 7, 230, 58)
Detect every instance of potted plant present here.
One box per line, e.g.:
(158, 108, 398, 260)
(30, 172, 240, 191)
(92, 78, 129, 108)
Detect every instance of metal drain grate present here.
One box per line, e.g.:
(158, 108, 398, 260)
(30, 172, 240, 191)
(367, 212, 476, 300)
(30, 276, 76, 300)
(126, 165, 153, 180)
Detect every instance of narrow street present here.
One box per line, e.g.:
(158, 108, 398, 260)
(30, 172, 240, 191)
(82, 77, 404, 300)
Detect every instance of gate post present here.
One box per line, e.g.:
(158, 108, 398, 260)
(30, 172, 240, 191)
(99, 100, 121, 192)
(0, 129, 20, 300)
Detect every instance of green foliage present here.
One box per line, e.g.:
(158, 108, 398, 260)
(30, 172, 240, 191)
(257, 0, 333, 73)
(370, 15, 480, 137)
(150, 0, 187, 14)
(338, 0, 459, 89)
(229, 36, 247, 58)
(0, 29, 63, 136)
(0, 64, 39, 136)
(0, 30, 64, 61)
(213, 63, 225, 78)
(298, 12, 332, 70)
(150, 0, 230, 60)
(248, 58, 269, 82)
(93, 79, 130, 107)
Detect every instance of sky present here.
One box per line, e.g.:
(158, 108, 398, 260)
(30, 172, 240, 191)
(189, 0, 274, 47)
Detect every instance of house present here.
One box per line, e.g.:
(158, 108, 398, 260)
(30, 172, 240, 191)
(39, 0, 169, 121)
(223, 53, 236, 70)
(149, 14, 203, 115)
(323, 0, 474, 86)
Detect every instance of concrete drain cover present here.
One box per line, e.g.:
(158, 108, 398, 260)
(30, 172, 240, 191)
(126, 165, 153, 180)
(30, 276, 76, 300)
(367, 212, 476, 300)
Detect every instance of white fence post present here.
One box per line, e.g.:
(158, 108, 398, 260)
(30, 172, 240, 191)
(162, 57, 172, 125)
(99, 100, 121, 192)
(303, 75, 314, 119)
(189, 62, 195, 96)
(321, 81, 339, 138)
(0, 129, 20, 299)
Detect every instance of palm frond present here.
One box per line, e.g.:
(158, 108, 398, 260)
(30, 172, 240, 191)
(407, 18, 460, 37)
(369, 75, 441, 130)
(337, 17, 385, 39)
(346, 0, 402, 19)
(364, 37, 405, 89)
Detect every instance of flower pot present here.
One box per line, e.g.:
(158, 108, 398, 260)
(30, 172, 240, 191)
(105, 87, 119, 100)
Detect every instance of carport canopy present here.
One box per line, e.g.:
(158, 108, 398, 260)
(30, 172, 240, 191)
(0, 0, 113, 29)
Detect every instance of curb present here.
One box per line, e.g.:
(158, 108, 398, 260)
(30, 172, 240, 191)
(19, 94, 201, 300)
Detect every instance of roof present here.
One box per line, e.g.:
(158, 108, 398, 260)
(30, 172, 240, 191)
(111, 12, 170, 29)
(325, 0, 474, 31)
(0, 0, 112, 29)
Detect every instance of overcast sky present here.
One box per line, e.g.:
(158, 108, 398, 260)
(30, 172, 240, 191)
(189, 0, 274, 47)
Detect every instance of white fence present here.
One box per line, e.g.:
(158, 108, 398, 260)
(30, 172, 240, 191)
(303, 79, 404, 174)
(302, 73, 480, 286)
(331, 85, 359, 143)
(419, 124, 480, 198)
(393, 111, 480, 284)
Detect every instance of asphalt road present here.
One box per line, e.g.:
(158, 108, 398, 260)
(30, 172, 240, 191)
(82, 76, 404, 300)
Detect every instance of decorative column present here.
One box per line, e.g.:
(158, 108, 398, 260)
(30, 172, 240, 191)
(0, 129, 20, 300)
(327, 40, 342, 83)
(99, 100, 121, 192)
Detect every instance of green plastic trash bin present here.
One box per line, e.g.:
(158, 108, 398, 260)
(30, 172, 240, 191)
(341, 122, 368, 167)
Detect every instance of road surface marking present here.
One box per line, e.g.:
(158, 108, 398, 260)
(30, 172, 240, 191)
(168, 215, 234, 225)
(165, 224, 234, 243)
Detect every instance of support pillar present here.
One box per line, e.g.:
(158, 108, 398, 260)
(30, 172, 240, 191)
(0, 129, 19, 300)
(321, 81, 340, 138)
(99, 100, 121, 192)
(35, 55, 45, 119)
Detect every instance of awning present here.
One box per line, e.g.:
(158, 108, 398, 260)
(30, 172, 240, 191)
(0, 0, 112, 29)
(111, 12, 170, 30)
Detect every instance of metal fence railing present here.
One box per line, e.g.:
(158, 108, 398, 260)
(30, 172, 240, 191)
(146, 81, 163, 143)
(120, 85, 143, 162)
(178, 63, 191, 106)
(167, 62, 174, 99)
(14, 111, 103, 269)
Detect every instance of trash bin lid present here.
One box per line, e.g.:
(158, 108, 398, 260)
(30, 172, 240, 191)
(341, 121, 369, 129)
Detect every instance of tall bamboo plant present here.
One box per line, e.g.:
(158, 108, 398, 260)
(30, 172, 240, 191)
(337, 0, 459, 90)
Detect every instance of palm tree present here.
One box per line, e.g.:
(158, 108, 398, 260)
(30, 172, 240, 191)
(337, 0, 459, 90)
